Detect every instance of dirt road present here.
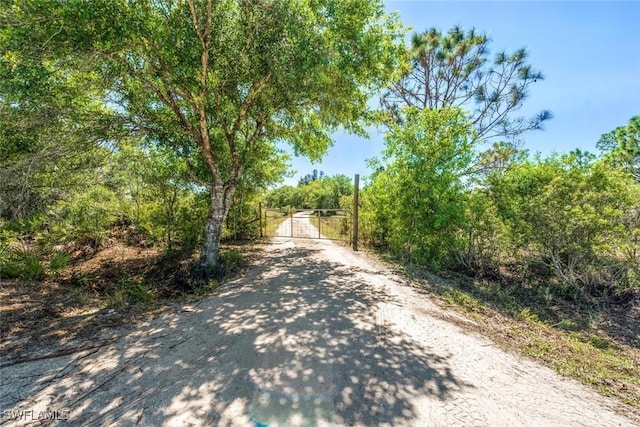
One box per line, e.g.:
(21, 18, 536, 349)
(273, 211, 332, 240)
(1, 232, 637, 426)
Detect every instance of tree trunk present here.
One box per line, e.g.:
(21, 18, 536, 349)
(198, 184, 234, 279)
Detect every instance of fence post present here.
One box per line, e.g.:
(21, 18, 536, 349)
(290, 208, 294, 238)
(317, 209, 321, 239)
(259, 202, 263, 238)
(353, 174, 359, 251)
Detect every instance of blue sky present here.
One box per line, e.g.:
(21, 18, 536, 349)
(281, 0, 640, 186)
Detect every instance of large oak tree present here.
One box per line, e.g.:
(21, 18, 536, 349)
(4, 0, 403, 275)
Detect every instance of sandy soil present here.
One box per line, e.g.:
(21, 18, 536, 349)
(1, 216, 638, 426)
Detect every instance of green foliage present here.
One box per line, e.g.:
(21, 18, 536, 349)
(224, 191, 262, 241)
(364, 107, 475, 268)
(0, 0, 122, 220)
(360, 119, 639, 299)
(266, 174, 353, 209)
(114, 144, 211, 250)
(112, 276, 155, 306)
(3, 0, 405, 272)
(359, 167, 395, 248)
(597, 116, 639, 181)
(298, 170, 325, 186)
(487, 152, 638, 289)
(382, 25, 551, 144)
(45, 185, 120, 248)
(455, 190, 507, 272)
(0, 247, 45, 280)
(265, 185, 304, 209)
(441, 287, 484, 314)
(220, 250, 245, 277)
(49, 251, 70, 272)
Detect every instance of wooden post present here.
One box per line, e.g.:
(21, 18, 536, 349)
(259, 202, 263, 238)
(317, 209, 321, 239)
(353, 174, 359, 251)
(290, 208, 294, 238)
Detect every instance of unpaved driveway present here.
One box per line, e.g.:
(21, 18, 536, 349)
(1, 233, 638, 426)
(273, 211, 330, 240)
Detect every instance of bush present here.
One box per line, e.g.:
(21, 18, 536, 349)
(49, 251, 70, 272)
(111, 276, 156, 306)
(364, 107, 474, 268)
(487, 152, 640, 292)
(455, 190, 507, 273)
(221, 249, 245, 276)
(0, 247, 45, 280)
(44, 185, 120, 248)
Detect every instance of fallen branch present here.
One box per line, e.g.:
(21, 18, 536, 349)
(69, 365, 127, 407)
(69, 348, 151, 407)
(0, 341, 113, 369)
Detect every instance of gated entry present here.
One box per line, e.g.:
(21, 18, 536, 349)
(263, 208, 351, 242)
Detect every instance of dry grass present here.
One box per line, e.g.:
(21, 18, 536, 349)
(263, 210, 289, 236)
(424, 280, 640, 412)
(318, 214, 350, 241)
(0, 241, 256, 362)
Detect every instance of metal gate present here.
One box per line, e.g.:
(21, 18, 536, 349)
(262, 208, 351, 242)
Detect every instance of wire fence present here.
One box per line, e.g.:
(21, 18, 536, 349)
(263, 208, 351, 242)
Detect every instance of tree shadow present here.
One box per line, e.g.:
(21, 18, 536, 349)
(1, 244, 468, 426)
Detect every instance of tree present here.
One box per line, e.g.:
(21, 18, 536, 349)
(5, 0, 403, 276)
(267, 173, 352, 209)
(325, 174, 353, 208)
(597, 116, 640, 181)
(381, 26, 551, 146)
(367, 107, 474, 268)
(298, 169, 325, 186)
(0, 2, 121, 220)
(486, 151, 637, 288)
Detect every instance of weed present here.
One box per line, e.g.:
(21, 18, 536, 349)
(414, 260, 640, 409)
(555, 318, 582, 331)
(126, 281, 155, 302)
(0, 248, 45, 280)
(186, 279, 221, 298)
(441, 287, 484, 313)
(588, 335, 611, 350)
(519, 307, 540, 324)
(221, 249, 244, 276)
(49, 252, 70, 272)
(68, 271, 89, 288)
(110, 276, 156, 306)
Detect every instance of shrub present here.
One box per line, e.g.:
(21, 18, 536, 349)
(455, 190, 507, 273)
(221, 249, 245, 276)
(44, 185, 120, 248)
(365, 107, 474, 268)
(0, 247, 45, 280)
(487, 152, 640, 292)
(49, 251, 70, 272)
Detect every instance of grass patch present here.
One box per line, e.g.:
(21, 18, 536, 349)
(318, 213, 350, 241)
(423, 275, 640, 410)
(221, 249, 245, 276)
(518, 326, 639, 406)
(0, 248, 46, 281)
(441, 287, 485, 314)
(263, 210, 290, 237)
(49, 251, 71, 272)
(109, 276, 156, 307)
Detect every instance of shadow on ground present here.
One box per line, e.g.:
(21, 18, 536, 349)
(1, 243, 467, 426)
